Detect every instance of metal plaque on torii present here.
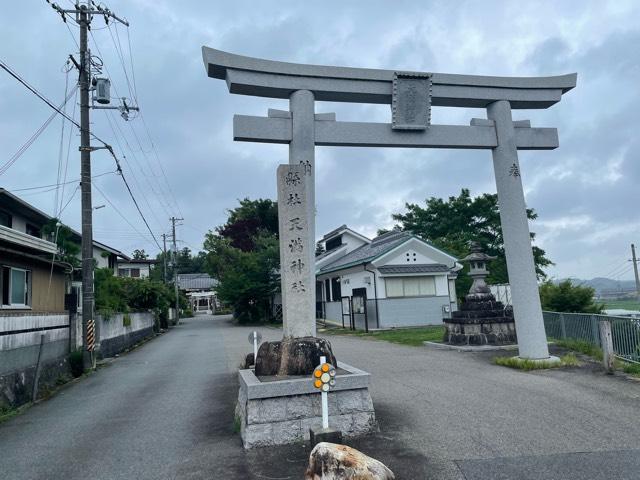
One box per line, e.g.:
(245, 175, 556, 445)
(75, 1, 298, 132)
(392, 72, 432, 130)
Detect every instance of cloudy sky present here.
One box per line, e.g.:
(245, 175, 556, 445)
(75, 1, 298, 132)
(0, 0, 638, 282)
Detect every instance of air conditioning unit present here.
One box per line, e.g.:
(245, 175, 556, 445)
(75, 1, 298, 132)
(94, 78, 111, 104)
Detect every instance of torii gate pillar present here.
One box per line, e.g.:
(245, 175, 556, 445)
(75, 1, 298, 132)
(488, 100, 549, 359)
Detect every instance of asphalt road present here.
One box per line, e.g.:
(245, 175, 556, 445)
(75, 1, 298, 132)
(1, 315, 639, 480)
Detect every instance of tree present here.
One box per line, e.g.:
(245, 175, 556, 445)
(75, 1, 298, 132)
(42, 219, 80, 269)
(216, 198, 278, 251)
(315, 241, 325, 257)
(391, 188, 552, 296)
(132, 249, 148, 260)
(539, 280, 604, 313)
(204, 198, 280, 323)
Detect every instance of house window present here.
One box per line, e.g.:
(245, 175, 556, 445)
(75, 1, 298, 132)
(385, 276, 436, 298)
(118, 268, 130, 277)
(2, 267, 31, 307)
(130, 268, 140, 278)
(325, 236, 342, 251)
(0, 211, 12, 228)
(26, 224, 41, 238)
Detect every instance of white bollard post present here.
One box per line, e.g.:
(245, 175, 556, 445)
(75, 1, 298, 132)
(320, 355, 329, 429)
(253, 331, 258, 362)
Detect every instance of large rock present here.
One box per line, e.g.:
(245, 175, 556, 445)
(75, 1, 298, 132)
(255, 336, 337, 376)
(304, 442, 395, 480)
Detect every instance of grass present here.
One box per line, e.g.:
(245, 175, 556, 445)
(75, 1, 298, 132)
(494, 353, 580, 371)
(321, 325, 445, 347)
(0, 403, 31, 424)
(622, 362, 640, 377)
(603, 299, 640, 310)
(553, 339, 603, 361)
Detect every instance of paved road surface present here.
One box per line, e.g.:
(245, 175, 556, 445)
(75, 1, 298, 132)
(1, 314, 639, 479)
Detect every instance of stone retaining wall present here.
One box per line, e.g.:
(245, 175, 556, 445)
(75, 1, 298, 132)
(236, 362, 376, 448)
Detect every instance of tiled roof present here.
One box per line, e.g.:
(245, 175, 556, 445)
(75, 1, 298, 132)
(177, 273, 217, 290)
(319, 231, 411, 273)
(378, 264, 450, 274)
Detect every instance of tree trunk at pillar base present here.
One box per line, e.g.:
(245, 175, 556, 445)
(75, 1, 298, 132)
(255, 336, 337, 376)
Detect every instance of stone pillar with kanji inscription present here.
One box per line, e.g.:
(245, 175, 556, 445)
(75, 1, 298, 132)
(277, 163, 316, 338)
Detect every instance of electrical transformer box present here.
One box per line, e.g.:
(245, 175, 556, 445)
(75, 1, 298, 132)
(95, 77, 111, 104)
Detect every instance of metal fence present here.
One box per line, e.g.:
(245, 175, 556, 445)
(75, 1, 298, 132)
(543, 311, 640, 364)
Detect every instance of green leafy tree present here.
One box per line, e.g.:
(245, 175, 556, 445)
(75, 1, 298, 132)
(391, 188, 552, 296)
(539, 280, 604, 313)
(42, 219, 80, 269)
(132, 249, 148, 260)
(204, 198, 280, 323)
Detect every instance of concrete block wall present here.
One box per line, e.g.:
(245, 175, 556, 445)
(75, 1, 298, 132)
(96, 312, 155, 358)
(0, 313, 70, 408)
(237, 388, 376, 448)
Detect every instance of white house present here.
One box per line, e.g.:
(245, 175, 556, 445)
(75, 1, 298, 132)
(316, 225, 462, 330)
(117, 258, 156, 279)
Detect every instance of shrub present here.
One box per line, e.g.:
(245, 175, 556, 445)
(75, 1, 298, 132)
(69, 350, 84, 378)
(122, 313, 132, 327)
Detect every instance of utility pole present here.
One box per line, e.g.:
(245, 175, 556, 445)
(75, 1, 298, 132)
(171, 217, 183, 323)
(161, 233, 168, 284)
(78, 2, 93, 369)
(632, 244, 640, 298)
(48, 1, 132, 369)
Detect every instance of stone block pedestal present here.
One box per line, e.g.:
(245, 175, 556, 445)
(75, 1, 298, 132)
(236, 362, 376, 449)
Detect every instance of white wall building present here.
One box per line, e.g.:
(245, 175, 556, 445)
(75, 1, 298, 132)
(316, 226, 462, 330)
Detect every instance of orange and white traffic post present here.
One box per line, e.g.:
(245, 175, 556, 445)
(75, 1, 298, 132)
(312, 355, 336, 429)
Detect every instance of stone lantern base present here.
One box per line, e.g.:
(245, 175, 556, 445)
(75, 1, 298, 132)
(444, 294, 516, 346)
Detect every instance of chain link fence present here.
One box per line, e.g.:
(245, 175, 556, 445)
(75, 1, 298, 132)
(543, 311, 640, 364)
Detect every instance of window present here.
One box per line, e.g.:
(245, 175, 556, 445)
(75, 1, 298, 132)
(131, 268, 140, 278)
(118, 268, 129, 277)
(385, 276, 436, 298)
(325, 235, 342, 251)
(2, 267, 31, 307)
(0, 211, 11, 228)
(330, 277, 341, 301)
(26, 224, 41, 238)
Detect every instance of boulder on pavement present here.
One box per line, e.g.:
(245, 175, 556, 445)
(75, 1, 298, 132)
(304, 442, 395, 480)
(255, 336, 337, 376)
(243, 353, 255, 369)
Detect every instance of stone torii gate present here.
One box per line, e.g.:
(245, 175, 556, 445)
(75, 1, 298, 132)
(202, 47, 576, 361)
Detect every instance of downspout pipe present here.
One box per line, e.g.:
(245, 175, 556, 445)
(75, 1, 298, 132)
(364, 264, 380, 330)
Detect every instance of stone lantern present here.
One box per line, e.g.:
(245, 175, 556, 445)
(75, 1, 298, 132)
(443, 242, 516, 346)
(464, 241, 496, 297)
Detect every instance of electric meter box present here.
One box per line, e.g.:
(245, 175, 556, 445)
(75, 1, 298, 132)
(95, 78, 111, 104)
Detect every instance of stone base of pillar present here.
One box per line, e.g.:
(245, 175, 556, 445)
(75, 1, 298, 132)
(236, 362, 376, 449)
(255, 336, 337, 376)
(514, 355, 561, 364)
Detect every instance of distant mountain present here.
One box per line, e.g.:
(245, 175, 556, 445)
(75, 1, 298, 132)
(558, 277, 636, 294)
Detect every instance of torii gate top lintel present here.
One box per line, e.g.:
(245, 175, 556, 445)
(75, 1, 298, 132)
(202, 47, 576, 151)
(202, 46, 576, 109)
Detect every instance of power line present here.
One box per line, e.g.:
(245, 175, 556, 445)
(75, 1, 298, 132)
(0, 80, 78, 175)
(1, 56, 162, 253)
(10, 171, 116, 192)
(89, 30, 181, 221)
